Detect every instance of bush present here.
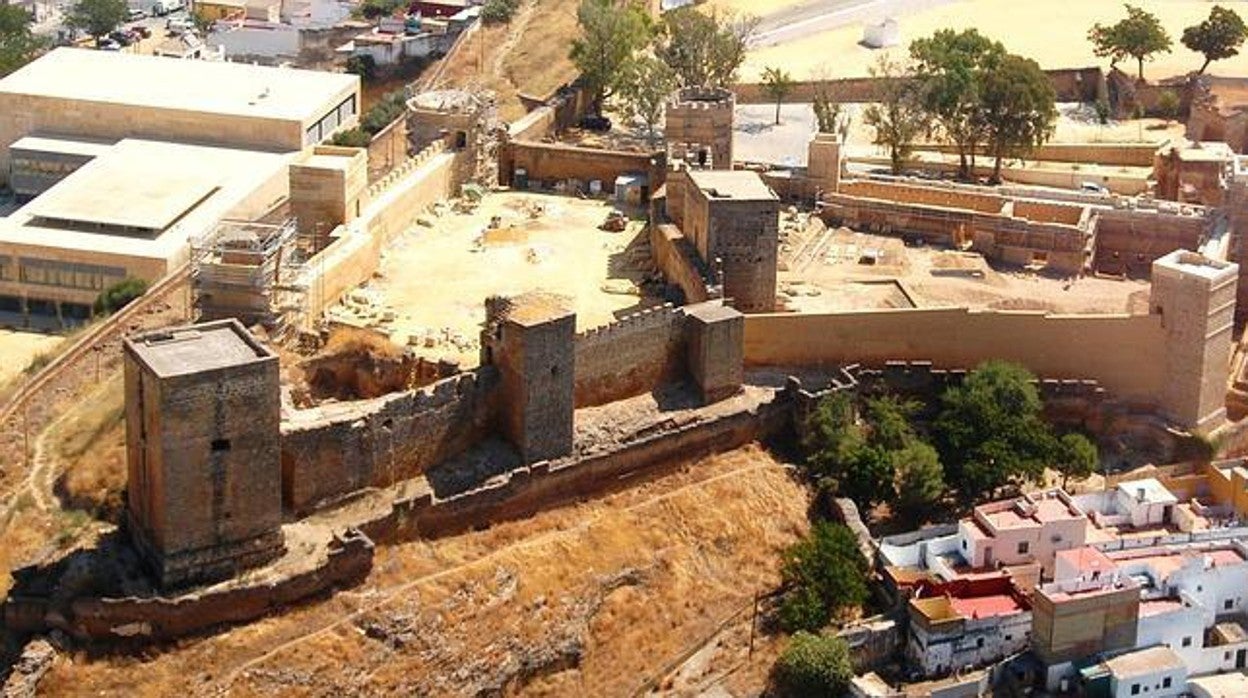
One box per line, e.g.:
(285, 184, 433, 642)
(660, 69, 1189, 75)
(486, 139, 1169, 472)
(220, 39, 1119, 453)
(773, 632, 854, 698)
(345, 54, 377, 82)
(481, 0, 519, 24)
(778, 521, 870, 633)
(360, 89, 407, 135)
(331, 128, 372, 147)
(93, 277, 147, 316)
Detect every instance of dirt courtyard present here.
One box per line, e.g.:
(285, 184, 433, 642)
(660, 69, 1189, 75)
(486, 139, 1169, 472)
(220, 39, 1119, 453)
(781, 225, 1150, 314)
(332, 192, 659, 368)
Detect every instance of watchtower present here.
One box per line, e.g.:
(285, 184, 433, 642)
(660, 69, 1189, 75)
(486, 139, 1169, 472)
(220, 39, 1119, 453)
(665, 87, 735, 171)
(481, 292, 576, 463)
(123, 319, 284, 588)
(1150, 250, 1238, 432)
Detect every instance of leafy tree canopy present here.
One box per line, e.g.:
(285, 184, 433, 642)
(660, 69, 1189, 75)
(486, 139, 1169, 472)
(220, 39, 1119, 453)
(67, 0, 127, 39)
(862, 53, 926, 175)
(569, 0, 653, 115)
(653, 7, 757, 88)
(618, 53, 677, 142)
(909, 28, 1005, 177)
(772, 632, 854, 698)
(777, 521, 870, 633)
(981, 53, 1057, 182)
(1182, 5, 1248, 74)
(1089, 4, 1172, 80)
(0, 4, 43, 78)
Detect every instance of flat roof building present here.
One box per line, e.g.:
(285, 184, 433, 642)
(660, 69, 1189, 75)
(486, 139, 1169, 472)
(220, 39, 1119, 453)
(0, 48, 360, 184)
(0, 139, 291, 329)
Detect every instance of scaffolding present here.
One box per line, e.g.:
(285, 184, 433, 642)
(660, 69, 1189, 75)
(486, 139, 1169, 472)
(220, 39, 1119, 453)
(191, 219, 311, 339)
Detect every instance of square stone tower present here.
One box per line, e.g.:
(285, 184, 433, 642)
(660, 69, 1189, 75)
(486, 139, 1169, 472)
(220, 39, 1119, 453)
(123, 319, 284, 589)
(1150, 250, 1238, 432)
(481, 293, 575, 463)
(684, 302, 744, 403)
(665, 87, 735, 171)
(681, 170, 781, 312)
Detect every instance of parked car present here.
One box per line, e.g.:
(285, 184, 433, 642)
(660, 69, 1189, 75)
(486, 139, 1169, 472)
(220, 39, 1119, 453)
(151, 0, 183, 15)
(97, 38, 121, 50)
(108, 30, 132, 46)
(166, 16, 194, 35)
(126, 7, 147, 20)
(132, 25, 151, 38)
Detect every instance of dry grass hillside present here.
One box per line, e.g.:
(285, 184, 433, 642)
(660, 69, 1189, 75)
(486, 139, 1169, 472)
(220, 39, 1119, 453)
(438, 0, 582, 122)
(38, 446, 809, 697)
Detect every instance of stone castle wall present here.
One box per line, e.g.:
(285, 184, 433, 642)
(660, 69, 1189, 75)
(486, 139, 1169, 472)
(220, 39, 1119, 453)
(280, 368, 500, 515)
(573, 304, 687, 408)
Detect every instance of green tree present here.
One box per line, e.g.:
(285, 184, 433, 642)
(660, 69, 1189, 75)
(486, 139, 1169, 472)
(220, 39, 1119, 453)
(981, 53, 1057, 183)
(1182, 5, 1247, 75)
(803, 392, 892, 510)
(618, 54, 677, 143)
(653, 8, 757, 88)
(934, 361, 1057, 498)
(358, 0, 403, 19)
(1055, 432, 1099, 489)
(812, 88, 851, 139)
(0, 4, 43, 78)
(1157, 89, 1181, 123)
(910, 28, 1005, 179)
(893, 441, 945, 520)
(863, 395, 920, 451)
(772, 632, 854, 698)
(569, 0, 652, 116)
(67, 0, 128, 41)
(863, 53, 926, 175)
(762, 65, 795, 125)
(1089, 4, 1172, 81)
(777, 521, 869, 632)
(94, 277, 148, 315)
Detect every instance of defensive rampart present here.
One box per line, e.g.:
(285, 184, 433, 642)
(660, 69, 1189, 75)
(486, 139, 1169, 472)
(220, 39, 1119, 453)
(499, 140, 666, 193)
(2, 530, 373, 643)
(742, 309, 1167, 405)
(649, 223, 717, 304)
(573, 304, 687, 408)
(281, 368, 500, 514)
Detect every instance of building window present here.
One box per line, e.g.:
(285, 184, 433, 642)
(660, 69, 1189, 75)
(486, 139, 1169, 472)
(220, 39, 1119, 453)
(1182, 636, 1192, 648)
(1163, 677, 1171, 689)
(976, 638, 984, 648)
(1131, 684, 1140, 695)
(1017, 541, 1029, 555)
(962, 540, 967, 550)
(1226, 599, 1235, 610)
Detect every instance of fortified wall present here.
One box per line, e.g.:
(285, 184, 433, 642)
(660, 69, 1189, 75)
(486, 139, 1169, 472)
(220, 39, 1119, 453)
(280, 297, 745, 514)
(743, 250, 1236, 431)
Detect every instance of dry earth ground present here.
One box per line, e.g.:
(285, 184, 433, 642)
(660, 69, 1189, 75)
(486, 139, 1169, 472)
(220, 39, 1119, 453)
(743, 0, 1248, 81)
(36, 445, 808, 697)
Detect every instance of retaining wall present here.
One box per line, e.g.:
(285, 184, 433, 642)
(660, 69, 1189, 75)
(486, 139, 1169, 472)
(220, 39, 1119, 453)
(499, 140, 665, 193)
(281, 368, 499, 514)
(3, 530, 373, 642)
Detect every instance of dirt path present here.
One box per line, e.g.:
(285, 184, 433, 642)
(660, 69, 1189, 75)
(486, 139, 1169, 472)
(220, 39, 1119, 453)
(212, 459, 794, 695)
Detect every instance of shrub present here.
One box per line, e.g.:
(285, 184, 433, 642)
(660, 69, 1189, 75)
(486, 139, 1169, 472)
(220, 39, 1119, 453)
(481, 0, 519, 24)
(331, 128, 372, 147)
(777, 521, 870, 632)
(93, 277, 147, 316)
(345, 54, 377, 82)
(773, 632, 854, 698)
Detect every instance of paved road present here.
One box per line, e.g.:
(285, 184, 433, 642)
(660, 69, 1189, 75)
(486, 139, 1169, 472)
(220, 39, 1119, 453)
(750, 0, 958, 48)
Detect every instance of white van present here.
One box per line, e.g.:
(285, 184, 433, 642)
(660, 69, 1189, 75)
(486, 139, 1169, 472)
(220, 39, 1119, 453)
(151, 0, 183, 16)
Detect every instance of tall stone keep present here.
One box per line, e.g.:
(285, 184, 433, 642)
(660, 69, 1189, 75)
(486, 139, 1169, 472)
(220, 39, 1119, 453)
(1150, 250, 1238, 432)
(481, 293, 575, 463)
(681, 170, 781, 312)
(123, 319, 285, 588)
(665, 88, 735, 170)
(807, 133, 843, 194)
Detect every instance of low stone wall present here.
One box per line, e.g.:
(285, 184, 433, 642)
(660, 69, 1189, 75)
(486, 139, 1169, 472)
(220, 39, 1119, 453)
(359, 392, 791, 543)
(281, 368, 500, 515)
(366, 115, 409, 183)
(499, 140, 666, 194)
(573, 304, 687, 408)
(1091, 207, 1211, 275)
(3, 530, 373, 643)
(649, 223, 716, 304)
